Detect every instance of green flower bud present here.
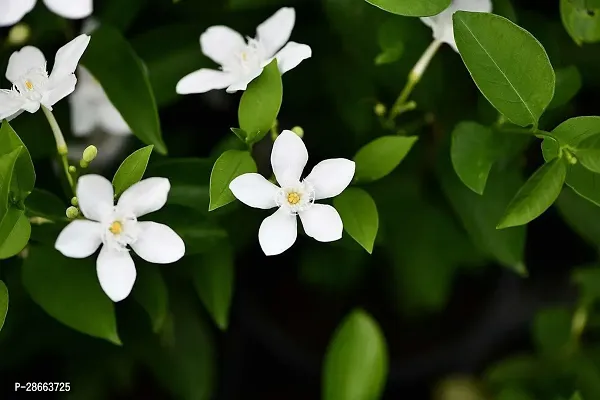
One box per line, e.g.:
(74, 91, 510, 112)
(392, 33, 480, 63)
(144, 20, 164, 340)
(82, 145, 98, 163)
(80, 160, 89, 169)
(8, 24, 30, 46)
(374, 103, 387, 117)
(66, 206, 79, 219)
(291, 126, 304, 138)
(68, 165, 76, 173)
(71, 197, 78, 207)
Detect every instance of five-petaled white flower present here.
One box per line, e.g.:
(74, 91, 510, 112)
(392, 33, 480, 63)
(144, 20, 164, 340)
(0, 0, 93, 27)
(176, 7, 311, 95)
(229, 131, 355, 256)
(70, 66, 131, 136)
(0, 34, 90, 120)
(420, 0, 492, 51)
(55, 175, 185, 302)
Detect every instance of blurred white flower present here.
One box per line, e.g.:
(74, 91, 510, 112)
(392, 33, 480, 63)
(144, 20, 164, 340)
(55, 175, 185, 302)
(0, 34, 90, 120)
(0, 0, 93, 27)
(420, 0, 492, 51)
(70, 66, 131, 136)
(176, 7, 311, 95)
(229, 131, 355, 256)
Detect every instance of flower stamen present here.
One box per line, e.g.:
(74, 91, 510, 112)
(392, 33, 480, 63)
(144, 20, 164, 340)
(24, 80, 33, 90)
(287, 192, 300, 205)
(109, 221, 123, 235)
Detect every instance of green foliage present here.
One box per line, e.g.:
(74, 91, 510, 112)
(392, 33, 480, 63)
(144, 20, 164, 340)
(0, 280, 7, 332)
(25, 189, 67, 221)
(333, 187, 379, 254)
(532, 307, 573, 355)
(550, 66, 582, 109)
(209, 150, 257, 211)
(353, 136, 417, 182)
(561, 0, 600, 45)
(0, 121, 35, 199)
(132, 265, 168, 333)
(323, 309, 388, 400)
(112, 145, 154, 197)
(364, 0, 450, 17)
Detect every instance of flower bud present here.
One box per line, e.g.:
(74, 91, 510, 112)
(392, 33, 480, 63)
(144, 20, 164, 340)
(80, 160, 89, 169)
(66, 206, 79, 219)
(71, 197, 78, 207)
(68, 165, 76, 174)
(374, 103, 387, 117)
(8, 24, 31, 46)
(291, 126, 304, 138)
(82, 145, 98, 163)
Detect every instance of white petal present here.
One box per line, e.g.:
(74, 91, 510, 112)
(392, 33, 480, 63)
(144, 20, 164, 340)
(43, 0, 93, 19)
(274, 42, 311, 74)
(96, 246, 136, 302)
(225, 67, 263, 93)
(77, 174, 114, 221)
(55, 220, 103, 258)
(98, 103, 131, 136)
(304, 158, 355, 200)
(299, 204, 343, 242)
(117, 177, 170, 217)
(0, 0, 36, 27)
(131, 222, 185, 264)
(0, 90, 25, 120)
(229, 173, 279, 209)
(49, 34, 91, 82)
(176, 69, 235, 95)
(256, 7, 295, 57)
(200, 26, 245, 66)
(258, 207, 297, 256)
(271, 130, 308, 187)
(6, 46, 46, 83)
(21, 100, 40, 113)
(69, 88, 97, 136)
(42, 74, 76, 108)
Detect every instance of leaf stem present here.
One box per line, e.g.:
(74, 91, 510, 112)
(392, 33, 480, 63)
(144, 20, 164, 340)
(42, 106, 75, 194)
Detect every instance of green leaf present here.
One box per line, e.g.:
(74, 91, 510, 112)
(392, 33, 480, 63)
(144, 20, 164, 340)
(25, 189, 67, 221)
(549, 66, 582, 109)
(209, 150, 257, 211)
(561, 0, 600, 45)
(0, 121, 35, 199)
(571, 393, 583, 400)
(82, 26, 166, 154)
(485, 354, 539, 386)
(188, 244, 235, 330)
(494, 0, 518, 22)
(572, 266, 600, 304)
(112, 145, 154, 197)
(364, 0, 450, 16)
(333, 188, 379, 254)
(132, 265, 168, 333)
(354, 136, 418, 182)
(375, 19, 404, 65)
(532, 307, 573, 354)
(238, 60, 282, 144)
(542, 117, 600, 206)
(0, 208, 31, 259)
(497, 158, 567, 229)
(451, 122, 497, 194)
(0, 147, 22, 212)
(557, 187, 600, 248)
(323, 309, 388, 400)
(230, 128, 247, 142)
(453, 12, 555, 127)
(22, 246, 120, 345)
(573, 134, 600, 173)
(0, 280, 7, 332)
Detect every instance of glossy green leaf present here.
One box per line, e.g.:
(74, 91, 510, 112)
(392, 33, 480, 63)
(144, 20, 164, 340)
(238, 60, 282, 144)
(354, 136, 417, 182)
(112, 145, 154, 197)
(0, 280, 7, 332)
(451, 122, 497, 194)
(230, 128, 247, 142)
(542, 117, 600, 206)
(0, 208, 31, 259)
(189, 244, 235, 330)
(333, 188, 379, 254)
(323, 309, 388, 400)
(574, 134, 600, 173)
(497, 158, 567, 228)
(364, 0, 450, 16)
(453, 12, 555, 127)
(549, 66, 582, 109)
(532, 307, 573, 354)
(0, 121, 35, 199)
(561, 0, 600, 45)
(82, 26, 166, 154)
(209, 150, 257, 211)
(0, 147, 22, 212)
(25, 188, 66, 221)
(132, 264, 168, 333)
(22, 246, 120, 345)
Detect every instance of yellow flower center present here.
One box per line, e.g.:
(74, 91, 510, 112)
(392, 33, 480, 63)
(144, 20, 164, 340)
(109, 221, 123, 235)
(287, 192, 301, 205)
(24, 80, 33, 90)
(241, 51, 248, 61)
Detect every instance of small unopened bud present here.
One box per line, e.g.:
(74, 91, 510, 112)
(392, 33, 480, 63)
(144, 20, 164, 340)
(374, 103, 387, 117)
(71, 197, 78, 207)
(82, 145, 98, 163)
(564, 150, 578, 165)
(80, 160, 89, 169)
(58, 145, 68, 156)
(291, 126, 304, 138)
(68, 165, 76, 173)
(66, 206, 79, 219)
(8, 24, 31, 46)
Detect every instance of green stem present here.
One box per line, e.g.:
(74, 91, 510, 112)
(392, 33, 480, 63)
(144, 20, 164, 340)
(388, 39, 442, 121)
(42, 106, 75, 194)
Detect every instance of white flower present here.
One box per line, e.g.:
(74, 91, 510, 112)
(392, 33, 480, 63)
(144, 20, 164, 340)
(229, 131, 355, 256)
(55, 175, 185, 302)
(176, 7, 312, 95)
(69, 66, 131, 136)
(420, 0, 492, 51)
(0, 34, 90, 120)
(0, 0, 93, 27)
